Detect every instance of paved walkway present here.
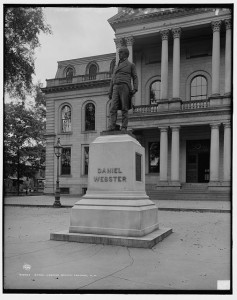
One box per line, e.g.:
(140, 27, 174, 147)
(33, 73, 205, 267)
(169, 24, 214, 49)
(4, 206, 231, 291)
(4, 194, 231, 212)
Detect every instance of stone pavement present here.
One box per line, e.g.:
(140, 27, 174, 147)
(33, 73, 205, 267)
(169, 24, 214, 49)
(4, 206, 231, 292)
(4, 194, 231, 213)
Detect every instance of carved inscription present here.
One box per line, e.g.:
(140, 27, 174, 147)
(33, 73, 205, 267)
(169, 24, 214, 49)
(94, 168, 126, 183)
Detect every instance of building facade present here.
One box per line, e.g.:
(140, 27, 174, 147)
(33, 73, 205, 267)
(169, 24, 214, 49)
(43, 7, 232, 198)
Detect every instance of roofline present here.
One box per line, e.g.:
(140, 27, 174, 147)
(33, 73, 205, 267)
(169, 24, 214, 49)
(57, 52, 116, 65)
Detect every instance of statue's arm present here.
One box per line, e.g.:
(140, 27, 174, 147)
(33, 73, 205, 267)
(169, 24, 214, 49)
(108, 76, 114, 99)
(131, 64, 138, 93)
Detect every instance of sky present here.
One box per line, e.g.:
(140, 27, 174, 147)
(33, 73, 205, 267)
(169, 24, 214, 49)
(34, 6, 118, 86)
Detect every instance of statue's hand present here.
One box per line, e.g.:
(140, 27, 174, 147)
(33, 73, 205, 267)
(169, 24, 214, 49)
(131, 89, 137, 95)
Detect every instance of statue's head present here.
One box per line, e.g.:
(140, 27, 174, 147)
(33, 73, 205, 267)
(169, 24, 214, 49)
(118, 47, 129, 58)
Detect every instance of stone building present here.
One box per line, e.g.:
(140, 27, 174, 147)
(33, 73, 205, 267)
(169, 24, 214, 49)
(42, 7, 232, 200)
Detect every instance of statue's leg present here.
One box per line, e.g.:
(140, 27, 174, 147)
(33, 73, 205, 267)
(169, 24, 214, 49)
(120, 84, 130, 130)
(109, 86, 119, 130)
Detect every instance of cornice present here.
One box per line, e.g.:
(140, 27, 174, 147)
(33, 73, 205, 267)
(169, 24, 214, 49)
(115, 13, 231, 41)
(42, 79, 111, 94)
(109, 8, 223, 29)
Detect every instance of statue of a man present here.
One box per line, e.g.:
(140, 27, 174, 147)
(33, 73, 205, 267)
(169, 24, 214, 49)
(108, 46, 138, 132)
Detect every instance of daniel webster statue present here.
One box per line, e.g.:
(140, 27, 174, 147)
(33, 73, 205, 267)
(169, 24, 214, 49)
(108, 46, 138, 131)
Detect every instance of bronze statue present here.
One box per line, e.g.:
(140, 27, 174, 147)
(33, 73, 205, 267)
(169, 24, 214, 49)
(108, 47, 138, 132)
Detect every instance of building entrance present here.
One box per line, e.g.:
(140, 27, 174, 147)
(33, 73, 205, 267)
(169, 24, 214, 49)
(186, 140, 210, 183)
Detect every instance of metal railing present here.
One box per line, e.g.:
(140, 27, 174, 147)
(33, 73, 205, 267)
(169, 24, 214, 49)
(46, 72, 112, 87)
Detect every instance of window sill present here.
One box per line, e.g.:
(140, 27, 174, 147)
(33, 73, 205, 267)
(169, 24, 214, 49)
(81, 131, 97, 134)
(147, 173, 160, 175)
(59, 131, 73, 135)
(81, 175, 88, 178)
(60, 175, 72, 178)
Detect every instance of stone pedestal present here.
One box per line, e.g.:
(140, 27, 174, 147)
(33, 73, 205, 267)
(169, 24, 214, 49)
(51, 132, 172, 248)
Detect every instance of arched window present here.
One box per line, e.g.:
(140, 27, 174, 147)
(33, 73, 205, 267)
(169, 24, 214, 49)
(85, 103, 95, 131)
(89, 64, 97, 80)
(190, 76, 207, 100)
(150, 80, 161, 104)
(66, 67, 73, 83)
(61, 105, 71, 132)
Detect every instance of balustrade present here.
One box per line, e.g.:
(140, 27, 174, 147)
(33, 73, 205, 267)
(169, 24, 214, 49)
(46, 72, 112, 87)
(133, 99, 210, 114)
(133, 104, 159, 113)
(181, 99, 210, 110)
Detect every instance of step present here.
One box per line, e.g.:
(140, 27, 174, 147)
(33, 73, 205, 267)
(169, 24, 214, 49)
(147, 194, 230, 201)
(146, 190, 231, 201)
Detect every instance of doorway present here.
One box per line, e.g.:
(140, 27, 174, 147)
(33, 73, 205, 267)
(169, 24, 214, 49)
(186, 140, 210, 183)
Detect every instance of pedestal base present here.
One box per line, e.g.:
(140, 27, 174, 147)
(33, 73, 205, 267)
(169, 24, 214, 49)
(50, 227, 172, 248)
(50, 134, 172, 248)
(69, 196, 159, 237)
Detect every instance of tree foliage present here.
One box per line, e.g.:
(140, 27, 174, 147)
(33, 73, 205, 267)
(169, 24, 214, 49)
(4, 88, 46, 191)
(4, 6, 51, 100)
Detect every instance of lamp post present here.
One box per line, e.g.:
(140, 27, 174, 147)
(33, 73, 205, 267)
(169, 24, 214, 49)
(54, 138, 63, 207)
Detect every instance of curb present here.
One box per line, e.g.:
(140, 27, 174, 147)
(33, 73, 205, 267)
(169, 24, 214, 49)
(4, 204, 73, 208)
(158, 207, 230, 213)
(4, 204, 230, 213)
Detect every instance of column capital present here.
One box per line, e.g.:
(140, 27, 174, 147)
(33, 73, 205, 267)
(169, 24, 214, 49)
(124, 36, 134, 46)
(211, 20, 222, 32)
(223, 121, 231, 129)
(160, 29, 169, 41)
(225, 19, 232, 30)
(114, 38, 123, 49)
(172, 27, 181, 39)
(170, 125, 180, 132)
(159, 126, 169, 132)
(210, 123, 221, 129)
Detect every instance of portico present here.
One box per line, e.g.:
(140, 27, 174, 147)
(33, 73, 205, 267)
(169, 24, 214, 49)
(113, 15, 232, 108)
(112, 11, 232, 192)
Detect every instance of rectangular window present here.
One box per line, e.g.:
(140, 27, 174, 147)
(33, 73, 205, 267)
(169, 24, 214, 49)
(61, 148, 71, 175)
(149, 142, 160, 173)
(82, 145, 89, 175)
(60, 187, 70, 194)
(136, 153, 142, 181)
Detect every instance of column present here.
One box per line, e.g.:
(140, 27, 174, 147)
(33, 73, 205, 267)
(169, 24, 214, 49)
(134, 51, 142, 105)
(159, 127, 168, 181)
(114, 38, 123, 64)
(225, 19, 232, 95)
(172, 28, 181, 99)
(171, 126, 180, 182)
(124, 36, 134, 62)
(160, 30, 169, 100)
(209, 123, 220, 182)
(223, 122, 231, 182)
(211, 21, 221, 96)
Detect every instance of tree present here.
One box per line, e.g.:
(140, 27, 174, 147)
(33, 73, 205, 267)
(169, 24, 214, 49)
(4, 91, 46, 194)
(4, 6, 51, 100)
